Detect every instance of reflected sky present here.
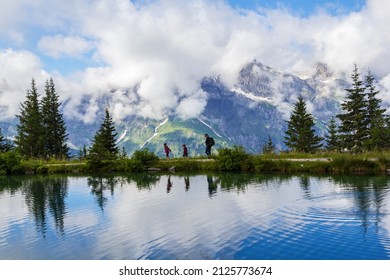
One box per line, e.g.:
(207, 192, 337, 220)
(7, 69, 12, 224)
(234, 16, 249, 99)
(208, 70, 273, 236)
(0, 174, 389, 260)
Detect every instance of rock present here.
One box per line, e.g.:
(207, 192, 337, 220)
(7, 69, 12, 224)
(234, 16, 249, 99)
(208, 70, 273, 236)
(148, 167, 161, 172)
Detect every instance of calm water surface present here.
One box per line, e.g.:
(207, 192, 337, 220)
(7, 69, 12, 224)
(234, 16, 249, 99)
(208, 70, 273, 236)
(0, 173, 390, 260)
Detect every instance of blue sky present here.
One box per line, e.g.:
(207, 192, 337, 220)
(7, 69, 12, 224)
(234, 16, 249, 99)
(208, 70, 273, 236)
(227, 0, 365, 15)
(1, 0, 390, 122)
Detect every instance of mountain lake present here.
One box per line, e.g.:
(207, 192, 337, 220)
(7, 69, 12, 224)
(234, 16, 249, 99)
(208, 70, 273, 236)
(0, 173, 390, 260)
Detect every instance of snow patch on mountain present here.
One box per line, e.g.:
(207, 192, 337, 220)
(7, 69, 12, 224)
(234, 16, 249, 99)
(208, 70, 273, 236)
(197, 117, 222, 138)
(139, 118, 169, 148)
(116, 129, 128, 143)
(231, 86, 273, 104)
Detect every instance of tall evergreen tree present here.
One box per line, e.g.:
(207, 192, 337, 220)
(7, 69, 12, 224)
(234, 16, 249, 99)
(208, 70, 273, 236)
(15, 79, 44, 158)
(325, 117, 339, 151)
(384, 115, 390, 149)
(41, 78, 69, 159)
(0, 128, 7, 152)
(336, 64, 368, 153)
(89, 108, 119, 162)
(284, 96, 322, 153)
(0, 128, 13, 152)
(364, 71, 386, 150)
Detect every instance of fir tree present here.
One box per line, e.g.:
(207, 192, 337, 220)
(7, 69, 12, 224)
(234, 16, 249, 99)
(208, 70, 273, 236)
(336, 64, 368, 153)
(325, 117, 339, 151)
(0, 128, 13, 152)
(284, 96, 322, 153)
(120, 147, 127, 158)
(41, 78, 69, 159)
(0, 129, 6, 152)
(83, 145, 88, 159)
(384, 116, 390, 149)
(15, 79, 44, 158)
(262, 135, 275, 154)
(88, 108, 119, 162)
(364, 71, 386, 150)
(78, 144, 88, 160)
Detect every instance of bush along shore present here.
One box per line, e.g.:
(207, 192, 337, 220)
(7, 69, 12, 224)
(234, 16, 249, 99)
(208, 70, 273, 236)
(1, 147, 390, 176)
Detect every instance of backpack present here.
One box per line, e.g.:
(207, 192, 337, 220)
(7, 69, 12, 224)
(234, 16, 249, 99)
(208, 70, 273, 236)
(210, 137, 215, 146)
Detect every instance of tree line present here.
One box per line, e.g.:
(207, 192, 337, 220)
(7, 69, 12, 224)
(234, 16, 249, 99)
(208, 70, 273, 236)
(282, 64, 390, 153)
(0, 78, 119, 163)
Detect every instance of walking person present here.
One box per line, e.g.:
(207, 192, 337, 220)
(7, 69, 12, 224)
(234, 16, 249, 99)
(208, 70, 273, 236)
(182, 144, 188, 157)
(204, 134, 215, 158)
(163, 143, 172, 158)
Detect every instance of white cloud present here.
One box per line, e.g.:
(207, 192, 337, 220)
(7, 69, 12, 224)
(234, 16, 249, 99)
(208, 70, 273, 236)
(1, 0, 390, 122)
(175, 90, 208, 120)
(0, 49, 49, 119)
(38, 35, 93, 59)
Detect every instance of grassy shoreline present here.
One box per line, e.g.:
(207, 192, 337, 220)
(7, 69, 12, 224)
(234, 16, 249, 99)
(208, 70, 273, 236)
(4, 150, 389, 176)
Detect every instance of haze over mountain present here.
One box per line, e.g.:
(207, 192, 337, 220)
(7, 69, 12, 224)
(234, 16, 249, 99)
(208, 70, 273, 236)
(6, 60, 353, 156)
(0, 59, 387, 156)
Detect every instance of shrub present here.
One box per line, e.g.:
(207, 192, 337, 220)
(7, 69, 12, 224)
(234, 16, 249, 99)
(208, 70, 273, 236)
(0, 151, 23, 175)
(216, 146, 253, 171)
(130, 149, 159, 171)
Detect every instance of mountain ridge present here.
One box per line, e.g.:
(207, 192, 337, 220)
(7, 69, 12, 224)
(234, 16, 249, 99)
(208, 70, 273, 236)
(1, 60, 346, 156)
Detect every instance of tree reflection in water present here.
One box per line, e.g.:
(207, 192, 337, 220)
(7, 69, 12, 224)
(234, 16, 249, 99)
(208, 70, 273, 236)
(331, 176, 390, 235)
(1, 173, 390, 240)
(20, 176, 68, 237)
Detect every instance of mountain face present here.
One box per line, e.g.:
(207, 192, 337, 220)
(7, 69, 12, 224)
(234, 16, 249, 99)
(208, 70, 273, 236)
(2, 60, 347, 156)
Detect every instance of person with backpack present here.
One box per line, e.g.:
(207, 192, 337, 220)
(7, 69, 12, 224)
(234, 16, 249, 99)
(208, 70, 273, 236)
(204, 134, 215, 157)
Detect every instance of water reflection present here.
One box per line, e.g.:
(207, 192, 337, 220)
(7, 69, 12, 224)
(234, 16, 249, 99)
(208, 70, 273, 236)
(184, 176, 190, 191)
(125, 173, 160, 190)
(88, 176, 118, 210)
(1, 174, 390, 260)
(207, 175, 218, 197)
(331, 176, 390, 235)
(299, 175, 311, 199)
(166, 175, 173, 193)
(0, 176, 68, 238)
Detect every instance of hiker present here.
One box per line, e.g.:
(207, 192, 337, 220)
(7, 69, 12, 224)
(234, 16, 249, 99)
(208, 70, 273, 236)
(163, 143, 172, 158)
(204, 134, 215, 157)
(182, 144, 188, 157)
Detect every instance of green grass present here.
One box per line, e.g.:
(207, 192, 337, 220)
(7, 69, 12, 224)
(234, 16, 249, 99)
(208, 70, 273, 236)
(2, 149, 390, 175)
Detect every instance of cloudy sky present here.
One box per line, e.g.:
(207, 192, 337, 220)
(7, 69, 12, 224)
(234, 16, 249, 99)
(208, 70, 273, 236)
(0, 0, 389, 123)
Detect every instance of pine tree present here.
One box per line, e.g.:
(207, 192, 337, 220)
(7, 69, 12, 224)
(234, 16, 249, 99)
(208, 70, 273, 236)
(15, 79, 44, 158)
(78, 144, 88, 160)
(336, 64, 368, 153)
(120, 147, 127, 158)
(262, 135, 275, 154)
(325, 117, 339, 151)
(0, 128, 6, 152)
(384, 115, 390, 149)
(364, 71, 386, 150)
(284, 96, 322, 153)
(83, 145, 88, 159)
(88, 108, 119, 162)
(41, 78, 69, 159)
(0, 128, 13, 152)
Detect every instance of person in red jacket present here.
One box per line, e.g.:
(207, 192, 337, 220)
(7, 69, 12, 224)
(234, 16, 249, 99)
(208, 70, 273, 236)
(164, 143, 172, 158)
(182, 144, 188, 157)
